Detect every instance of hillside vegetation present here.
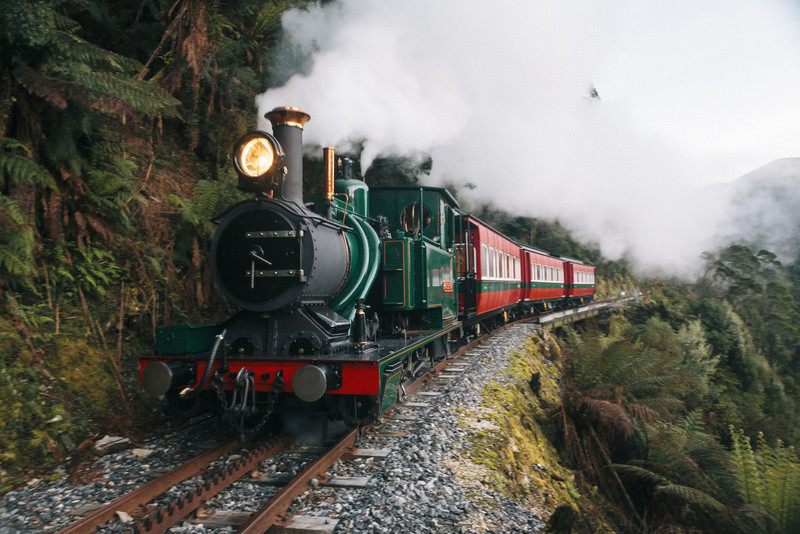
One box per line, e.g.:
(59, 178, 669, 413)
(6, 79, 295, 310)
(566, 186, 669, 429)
(0, 0, 312, 481)
(543, 244, 800, 533)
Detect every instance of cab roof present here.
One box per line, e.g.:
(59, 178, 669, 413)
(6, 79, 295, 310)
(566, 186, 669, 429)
(370, 184, 460, 209)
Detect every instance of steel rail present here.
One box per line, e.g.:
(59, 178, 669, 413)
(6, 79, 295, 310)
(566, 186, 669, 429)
(57, 436, 243, 534)
(236, 429, 357, 533)
(134, 433, 293, 533)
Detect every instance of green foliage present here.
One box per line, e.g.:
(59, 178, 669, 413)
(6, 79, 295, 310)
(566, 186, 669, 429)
(700, 243, 800, 379)
(730, 427, 800, 532)
(677, 320, 719, 395)
(167, 177, 244, 236)
(0, 329, 87, 471)
(0, 137, 57, 189)
(0, 0, 320, 479)
(564, 319, 688, 419)
(0, 195, 37, 290)
(555, 261, 800, 532)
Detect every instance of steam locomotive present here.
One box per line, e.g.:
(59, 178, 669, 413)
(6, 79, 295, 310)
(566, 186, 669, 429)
(139, 107, 595, 433)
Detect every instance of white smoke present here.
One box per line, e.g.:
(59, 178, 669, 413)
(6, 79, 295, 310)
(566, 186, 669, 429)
(257, 0, 800, 276)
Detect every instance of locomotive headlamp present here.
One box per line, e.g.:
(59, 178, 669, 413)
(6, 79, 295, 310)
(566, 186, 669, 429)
(233, 131, 285, 192)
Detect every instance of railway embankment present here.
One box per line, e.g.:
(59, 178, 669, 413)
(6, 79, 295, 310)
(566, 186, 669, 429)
(449, 327, 612, 533)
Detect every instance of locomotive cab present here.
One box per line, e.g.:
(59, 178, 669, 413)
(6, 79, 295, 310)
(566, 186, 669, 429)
(368, 185, 459, 331)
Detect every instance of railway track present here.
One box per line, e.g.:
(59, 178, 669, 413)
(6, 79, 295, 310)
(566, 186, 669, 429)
(56, 327, 491, 533)
(54, 297, 628, 533)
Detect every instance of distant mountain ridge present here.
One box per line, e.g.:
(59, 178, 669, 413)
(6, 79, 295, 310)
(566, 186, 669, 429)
(716, 157, 800, 264)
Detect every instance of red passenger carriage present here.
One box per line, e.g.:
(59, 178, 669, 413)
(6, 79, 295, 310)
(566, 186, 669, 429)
(521, 247, 566, 309)
(565, 260, 596, 304)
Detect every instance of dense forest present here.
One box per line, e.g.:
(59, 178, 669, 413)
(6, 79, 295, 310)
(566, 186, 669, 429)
(541, 245, 800, 533)
(1, 3, 800, 532)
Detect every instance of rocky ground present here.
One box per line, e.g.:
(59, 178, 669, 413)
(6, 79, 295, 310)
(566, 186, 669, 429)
(0, 324, 546, 533)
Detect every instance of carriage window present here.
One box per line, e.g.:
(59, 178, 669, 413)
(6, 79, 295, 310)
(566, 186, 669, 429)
(490, 248, 496, 278)
(481, 245, 488, 277)
(400, 203, 432, 235)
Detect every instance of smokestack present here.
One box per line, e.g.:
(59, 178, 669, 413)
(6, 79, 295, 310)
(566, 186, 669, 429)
(265, 107, 310, 205)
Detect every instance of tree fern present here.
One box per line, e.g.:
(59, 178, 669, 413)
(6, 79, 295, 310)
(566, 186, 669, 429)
(730, 427, 800, 530)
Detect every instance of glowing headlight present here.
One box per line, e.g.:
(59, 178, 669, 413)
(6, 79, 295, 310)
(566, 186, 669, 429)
(240, 137, 274, 177)
(233, 132, 284, 191)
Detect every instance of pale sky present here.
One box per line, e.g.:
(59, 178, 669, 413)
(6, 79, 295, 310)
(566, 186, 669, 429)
(259, 0, 800, 272)
(594, 0, 800, 185)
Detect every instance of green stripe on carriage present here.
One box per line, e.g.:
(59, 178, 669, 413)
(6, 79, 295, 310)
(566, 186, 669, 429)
(524, 282, 564, 289)
(477, 281, 521, 293)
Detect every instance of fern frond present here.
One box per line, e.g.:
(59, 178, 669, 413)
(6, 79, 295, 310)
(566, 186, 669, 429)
(0, 197, 38, 287)
(0, 145, 58, 189)
(629, 403, 660, 424)
(11, 65, 68, 109)
(51, 13, 78, 33)
(730, 427, 764, 505)
(653, 483, 726, 512)
(613, 463, 672, 488)
(580, 399, 633, 440)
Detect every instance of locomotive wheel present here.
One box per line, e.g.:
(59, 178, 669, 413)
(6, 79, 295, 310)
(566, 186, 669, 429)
(337, 395, 380, 427)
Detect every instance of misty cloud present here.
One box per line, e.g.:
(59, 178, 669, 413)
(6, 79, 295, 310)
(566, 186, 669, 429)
(257, 0, 800, 276)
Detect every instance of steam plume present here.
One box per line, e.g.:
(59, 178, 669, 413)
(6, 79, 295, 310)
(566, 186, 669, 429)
(257, 0, 800, 275)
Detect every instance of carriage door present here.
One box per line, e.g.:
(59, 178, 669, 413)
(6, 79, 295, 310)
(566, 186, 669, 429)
(456, 217, 477, 316)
